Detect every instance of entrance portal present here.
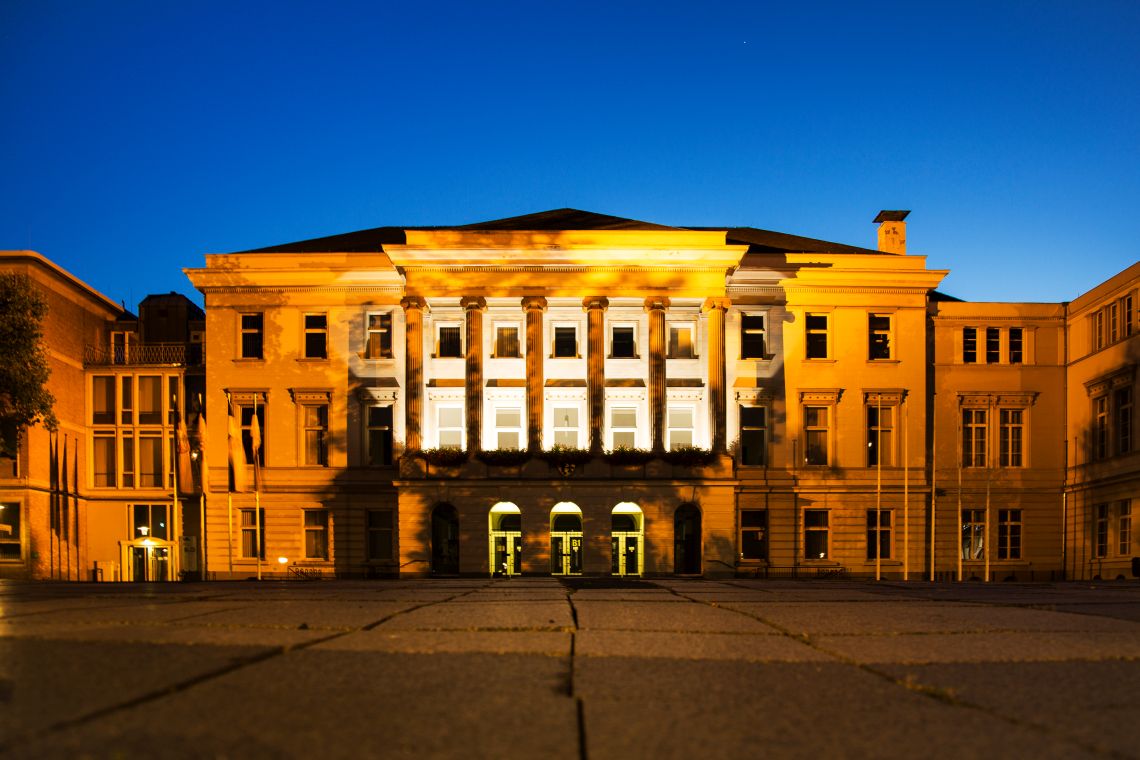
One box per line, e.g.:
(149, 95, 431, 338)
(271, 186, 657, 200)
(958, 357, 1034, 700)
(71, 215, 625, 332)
(431, 503, 460, 574)
(550, 502, 583, 575)
(674, 504, 702, 574)
(120, 539, 176, 581)
(488, 502, 522, 576)
(611, 502, 644, 577)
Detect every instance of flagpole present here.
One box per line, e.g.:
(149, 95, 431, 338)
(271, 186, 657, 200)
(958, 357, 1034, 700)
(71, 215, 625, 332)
(254, 395, 262, 582)
(876, 395, 882, 582)
(903, 395, 909, 582)
(984, 469, 991, 583)
(172, 392, 181, 581)
(930, 397, 937, 582)
(957, 402, 963, 582)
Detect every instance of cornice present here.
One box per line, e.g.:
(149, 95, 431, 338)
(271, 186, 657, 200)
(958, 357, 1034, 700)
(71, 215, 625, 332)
(402, 265, 732, 274)
(196, 285, 405, 295)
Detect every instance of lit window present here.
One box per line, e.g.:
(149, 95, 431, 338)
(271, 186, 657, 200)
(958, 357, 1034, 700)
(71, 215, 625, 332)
(741, 315, 766, 359)
(866, 510, 891, 560)
(1008, 327, 1024, 364)
(805, 314, 829, 359)
(553, 326, 578, 358)
(303, 404, 329, 466)
(740, 509, 767, 560)
(437, 324, 463, 358)
(138, 433, 162, 487)
(93, 433, 116, 487)
(611, 326, 636, 358)
(553, 407, 579, 448)
(437, 407, 463, 449)
(304, 509, 329, 560)
(495, 325, 521, 358)
(999, 409, 1024, 467)
(0, 502, 21, 560)
(495, 407, 522, 450)
(365, 406, 393, 466)
(610, 408, 637, 449)
(667, 406, 694, 449)
(868, 314, 892, 360)
(998, 509, 1021, 560)
(365, 313, 392, 359)
(304, 314, 328, 359)
(1095, 503, 1108, 558)
(121, 434, 134, 488)
(803, 406, 829, 465)
(804, 510, 829, 559)
(241, 508, 265, 559)
(138, 376, 162, 424)
(132, 504, 168, 540)
(867, 405, 894, 467)
(367, 509, 394, 560)
(92, 376, 115, 424)
(963, 327, 977, 364)
(668, 324, 694, 359)
(739, 406, 766, 466)
(240, 313, 263, 359)
(962, 408, 987, 467)
(962, 509, 985, 560)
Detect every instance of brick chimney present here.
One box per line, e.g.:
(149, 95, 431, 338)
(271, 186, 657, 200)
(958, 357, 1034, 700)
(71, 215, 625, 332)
(873, 210, 909, 254)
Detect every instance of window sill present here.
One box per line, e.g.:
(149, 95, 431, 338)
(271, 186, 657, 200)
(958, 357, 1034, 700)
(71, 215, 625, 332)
(739, 355, 774, 362)
(233, 358, 264, 363)
(608, 355, 641, 360)
(360, 355, 396, 362)
(550, 355, 583, 360)
(867, 358, 900, 364)
(803, 358, 835, 363)
(297, 358, 329, 363)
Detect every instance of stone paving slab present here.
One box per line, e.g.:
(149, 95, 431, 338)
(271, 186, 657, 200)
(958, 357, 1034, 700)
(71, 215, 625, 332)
(186, 600, 420, 629)
(575, 629, 828, 662)
(315, 629, 572, 656)
(575, 659, 1092, 759)
(376, 600, 574, 631)
(0, 600, 251, 626)
(814, 631, 1140, 664)
(0, 619, 332, 648)
(573, 600, 779, 632)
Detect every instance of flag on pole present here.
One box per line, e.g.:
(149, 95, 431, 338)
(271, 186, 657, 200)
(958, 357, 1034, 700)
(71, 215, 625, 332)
(49, 434, 58, 535)
(227, 396, 249, 493)
(176, 407, 194, 495)
(60, 436, 69, 542)
(250, 406, 262, 493)
(195, 397, 209, 496)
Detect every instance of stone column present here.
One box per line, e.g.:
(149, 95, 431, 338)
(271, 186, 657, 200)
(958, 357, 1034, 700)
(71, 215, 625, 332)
(461, 296, 486, 452)
(703, 297, 730, 452)
(645, 296, 670, 452)
(522, 296, 547, 451)
(400, 297, 426, 451)
(583, 297, 608, 453)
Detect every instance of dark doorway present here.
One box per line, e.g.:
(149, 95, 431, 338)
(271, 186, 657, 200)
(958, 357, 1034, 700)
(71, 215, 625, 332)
(431, 503, 460, 574)
(674, 504, 702, 574)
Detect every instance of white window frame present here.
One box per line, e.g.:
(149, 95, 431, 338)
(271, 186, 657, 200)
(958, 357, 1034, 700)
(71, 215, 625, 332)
(364, 311, 394, 360)
(436, 404, 464, 450)
(493, 405, 524, 451)
(492, 321, 523, 359)
(666, 405, 695, 450)
(550, 403, 583, 449)
(804, 312, 830, 360)
(434, 321, 464, 359)
(608, 322, 639, 359)
(551, 322, 580, 359)
(868, 312, 894, 361)
(739, 312, 767, 360)
(303, 313, 328, 360)
(609, 406, 639, 449)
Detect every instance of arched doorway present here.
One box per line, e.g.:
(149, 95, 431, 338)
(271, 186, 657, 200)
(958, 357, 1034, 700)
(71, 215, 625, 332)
(489, 502, 522, 577)
(550, 502, 583, 575)
(674, 504, 702, 575)
(611, 502, 644, 577)
(430, 503, 460, 575)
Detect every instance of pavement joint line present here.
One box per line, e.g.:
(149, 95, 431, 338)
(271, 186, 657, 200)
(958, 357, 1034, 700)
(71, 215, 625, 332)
(565, 586, 588, 760)
(359, 584, 485, 632)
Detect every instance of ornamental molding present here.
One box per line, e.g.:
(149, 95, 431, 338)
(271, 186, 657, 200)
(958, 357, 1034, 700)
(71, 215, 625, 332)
(289, 388, 332, 404)
(1085, 364, 1135, 396)
(357, 387, 399, 404)
(404, 265, 732, 274)
(956, 391, 1039, 406)
(198, 285, 404, 295)
(799, 388, 843, 404)
(734, 387, 774, 404)
(223, 389, 268, 404)
(864, 388, 907, 405)
(726, 286, 786, 297)
(782, 286, 933, 296)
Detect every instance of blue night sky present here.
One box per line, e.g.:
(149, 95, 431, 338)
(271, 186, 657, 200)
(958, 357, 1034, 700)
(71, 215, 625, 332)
(2, 0, 1138, 310)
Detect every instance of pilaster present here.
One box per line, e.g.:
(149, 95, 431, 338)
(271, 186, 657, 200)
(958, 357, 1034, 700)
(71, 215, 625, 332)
(583, 297, 608, 453)
(522, 296, 548, 451)
(400, 296, 427, 451)
(462, 296, 486, 452)
(703, 297, 730, 452)
(645, 296, 670, 452)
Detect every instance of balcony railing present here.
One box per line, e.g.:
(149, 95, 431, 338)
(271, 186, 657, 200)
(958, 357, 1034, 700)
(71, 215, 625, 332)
(84, 343, 202, 367)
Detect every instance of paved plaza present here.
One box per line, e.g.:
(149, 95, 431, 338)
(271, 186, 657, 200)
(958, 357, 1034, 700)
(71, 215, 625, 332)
(2, 578, 1139, 758)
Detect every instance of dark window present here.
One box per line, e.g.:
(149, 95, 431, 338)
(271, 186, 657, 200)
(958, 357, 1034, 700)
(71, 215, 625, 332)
(0, 502, 20, 559)
(962, 409, 987, 467)
(805, 314, 828, 359)
(867, 405, 893, 467)
(998, 509, 1021, 560)
(241, 313, 263, 359)
(961, 509, 985, 560)
(868, 314, 891, 360)
(1094, 503, 1108, 558)
(495, 326, 520, 357)
(367, 406, 393, 466)
(866, 509, 891, 560)
(438, 326, 462, 357)
(304, 314, 328, 359)
(985, 327, 1000, 364)
(1116, 387, 1133, 455)
(554, 326, 577, 357)
(611, 327, 635, 358)
(962, 327, 977, 363)
(740, 509, 767, 560)
(303, 404, 329, 466)
(132, 504, 168, 540)
(804, 510, 829, 559)
(740, 406, 767, 466)
(999, 409, 1023, 467)
(368, 510, 394, 560)
(305, 510, 329, 559)
(741, 315, 766, 359)
(1008, 328, 1023, 364)
(366, 313, 392, 359)
(241, 508, 266, 559)
(240, 405, 266, 466)
(804, 406, 829, 465)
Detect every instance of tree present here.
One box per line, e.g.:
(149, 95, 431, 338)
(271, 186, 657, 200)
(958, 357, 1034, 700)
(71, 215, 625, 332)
(0, 273, 57, 456)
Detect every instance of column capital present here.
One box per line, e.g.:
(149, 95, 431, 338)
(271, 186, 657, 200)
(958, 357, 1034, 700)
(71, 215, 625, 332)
(582, 296, 609, 312)
(643, 296, 671, 312)
(400, 296, 427, 313)
(701, 297, 731, 313)
(460, 296, 487, 311)
(521, 296, 548, 312)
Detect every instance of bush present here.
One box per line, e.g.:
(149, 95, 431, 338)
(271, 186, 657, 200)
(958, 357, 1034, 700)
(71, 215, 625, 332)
(538, 445, 594, 468)
(475, 448, 531, 467)
(414, 448, 470, 467)
(661, 446, 719, 467)
(602, 447, 656, 466)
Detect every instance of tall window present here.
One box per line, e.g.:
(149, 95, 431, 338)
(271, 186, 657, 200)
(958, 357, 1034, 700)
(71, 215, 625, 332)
(866, 405, 893, 467)
(304, 509, 329, 560)
(367, 509, 394, 561)
(962, 408, 987, 467)
(1093, 396, 1109, 460)
(365, 313, 392, 359)
(553, 325, 577, 358)
(1095, 503, 1109, 558)
(93, 433, 116, 487)
(495, 407, 522, 450)
(1120, 500, 1133, 556)
(138, 433, 163, 487)
(366, 406, 393, 466)
(1116, 387, 1133, 455)
(240, 313, 263, 359)
(804, 510, 829, 560)
(0, 502, 20, 559)
(138, 376, 162, 424)
(552, 407, 579, 448)
(961, 509, 985, 560)
(740, 509, 767, 560)
(1008, 327, 1024, 364)
(611, 325, 636, 358)
(437, 407, 463, 449)
(803, 406, 829, 465)
(668, 323, 694, 359)
(1125, 294, 1135, 337)
(304, 314, 328, 359)
(240, 508, 265, 559)
(121, 434, 134, 487)
(239, 405, 266, 465)
(866, 510, 891, 560)
(610, 407, 637, 448)
(740, 406, 767, 466)
(868, 314, 892, 360)
(1093, 310, 1106, 351)
(667, 406, 694, 449)
(93, 376, 115, 424)
(741, 315, 766, 359)
(121, 377, 134, 424)
(437, 324, 463, 358)
(985, 327, 1000, 364)
(805, 314, 829, 359)
(495, 325, 521, 358)
(132, 504, 168, 540)
(1109, 302, 1120, 344)
(999, 409, 1024, 467)
(963, 327, 977, 364)
(303, 404, 329, 466)
(997, 509, 1022, 560)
